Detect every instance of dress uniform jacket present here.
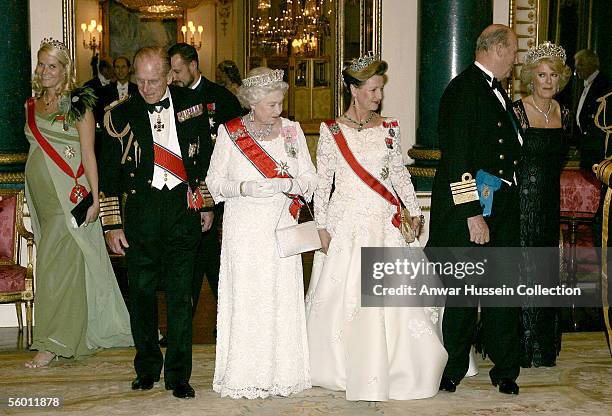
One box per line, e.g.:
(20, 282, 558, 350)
(98, 84, 214, 231)
(94, 81, 139, 124)
(97, 84, 213, 385)
(577, 72, 610, 169)
(192, 75, 243, 139)
(427, 63, 523, 384)
(429, 63, 522, 247)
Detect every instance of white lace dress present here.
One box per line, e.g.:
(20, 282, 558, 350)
(306, 120, 448, 401)
(206, 118, 317, 399)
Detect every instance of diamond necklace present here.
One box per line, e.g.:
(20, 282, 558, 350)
(244, 112, 273, 140)
(531, 96, 552, 124)
(343, 111, 375, 131)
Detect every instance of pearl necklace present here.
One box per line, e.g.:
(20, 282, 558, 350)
(244, 112, 273, 141)
(531, 96, 552, 124)
(343, 111, 375, 131)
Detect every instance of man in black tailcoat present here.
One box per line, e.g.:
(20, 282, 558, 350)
(98, 46, 213, 399)
(168, 43, 243, 316)
(428, 24, 522, 395)
(574, 49, 610, 170)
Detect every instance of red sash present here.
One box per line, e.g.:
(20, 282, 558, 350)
(225, 117, 304, 219)
(324, 120, 401, 228)
(153, 142, 205, 210)
(153, 143, 188, 182)
(26, 98, 88, 204)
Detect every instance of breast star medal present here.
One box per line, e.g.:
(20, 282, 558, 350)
(275, 161, 290, 176)
(64, 145, 75, 159)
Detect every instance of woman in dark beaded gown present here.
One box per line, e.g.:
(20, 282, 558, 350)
(513, 42, 572, 367)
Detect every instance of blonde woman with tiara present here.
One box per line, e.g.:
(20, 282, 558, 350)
(23, 38, 132, 368)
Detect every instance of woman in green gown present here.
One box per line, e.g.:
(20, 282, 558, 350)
(23, 38, 133, 367)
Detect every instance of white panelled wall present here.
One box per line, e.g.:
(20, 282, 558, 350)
(0, 0, 510, 326)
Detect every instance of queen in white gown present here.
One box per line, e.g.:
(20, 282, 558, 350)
(306, 56, 448, 401)
(206, 67, 317, 399)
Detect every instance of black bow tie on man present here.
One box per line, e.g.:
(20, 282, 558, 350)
(147, 97, 170, 114)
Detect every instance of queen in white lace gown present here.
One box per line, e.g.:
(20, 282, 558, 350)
(306, 57, 447, 401)
(206, 67, 317, 399)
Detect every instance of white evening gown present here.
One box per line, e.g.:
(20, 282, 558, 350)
(306, 120, 448, 401)
(206, 118, 317, 399)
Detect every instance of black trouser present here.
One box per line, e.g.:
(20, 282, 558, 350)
(191, 204, 221, 316)
(441, 184, 522, 383)
(125, 184, 200, 384)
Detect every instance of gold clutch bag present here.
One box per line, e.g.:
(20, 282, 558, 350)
(400, 207, 416, 244)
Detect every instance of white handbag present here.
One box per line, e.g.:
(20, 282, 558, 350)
(275, 183, 322, 258)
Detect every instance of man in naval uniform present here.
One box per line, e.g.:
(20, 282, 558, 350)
(98, 46, 213, 399)
(168, 42, 243, 315)
(428, 24, 522, 395)
(95, 56, 138, 124)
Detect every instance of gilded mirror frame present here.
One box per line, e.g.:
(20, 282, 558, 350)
(336, 0, 382, 116)
(63, 0, 77, 63)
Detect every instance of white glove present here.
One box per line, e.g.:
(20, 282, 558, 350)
(269, 178, 293, 194)
(219, 182, 241, 198)
(240, 180, 274, 198)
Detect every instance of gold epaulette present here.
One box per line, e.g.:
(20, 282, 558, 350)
(99, 193, 122, 227)
(199, 182, 215, 208)
(450, 173, 479, 205)
(103, 94, 130, 112)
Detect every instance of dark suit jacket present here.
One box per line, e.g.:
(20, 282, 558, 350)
(98, 85, 213, 232)
(95, 81, 139, 123)
(576, 72, 611, 168)
(428, 64, 522, 246)
(192, 76, 243, 138)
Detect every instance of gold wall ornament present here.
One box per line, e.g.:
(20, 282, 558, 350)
(0, 153, 28, 164)
(217, 0, 233, 36)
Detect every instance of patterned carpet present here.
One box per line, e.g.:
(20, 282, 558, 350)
(0, 332, 611, 415)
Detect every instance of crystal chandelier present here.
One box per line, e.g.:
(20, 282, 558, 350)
(116, 0, 204, 19)
(251, 0, 333, 57)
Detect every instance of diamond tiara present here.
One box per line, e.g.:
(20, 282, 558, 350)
(242, 69, 284, 88)
(40, 37, 69, 52)
(348, 51, 380, 72)
(524, 41, 567, 65)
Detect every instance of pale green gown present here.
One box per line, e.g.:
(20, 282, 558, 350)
(24, 107, 133, 358)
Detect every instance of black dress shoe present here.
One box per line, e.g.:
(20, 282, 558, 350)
(439, 376, 458, 392)
(492, 378, 519, 395)
(131, 375, 157, 390)
(165, 380, 195, 399)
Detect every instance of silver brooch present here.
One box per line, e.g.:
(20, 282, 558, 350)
(64, 145, 75, 159)
(380, 166, 389, 180)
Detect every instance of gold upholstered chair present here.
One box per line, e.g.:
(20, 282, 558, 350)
(0, 189, 35, 346)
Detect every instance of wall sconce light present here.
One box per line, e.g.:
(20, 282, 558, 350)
(81, 19, 102, 54)
(181, 21, 203, 50)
